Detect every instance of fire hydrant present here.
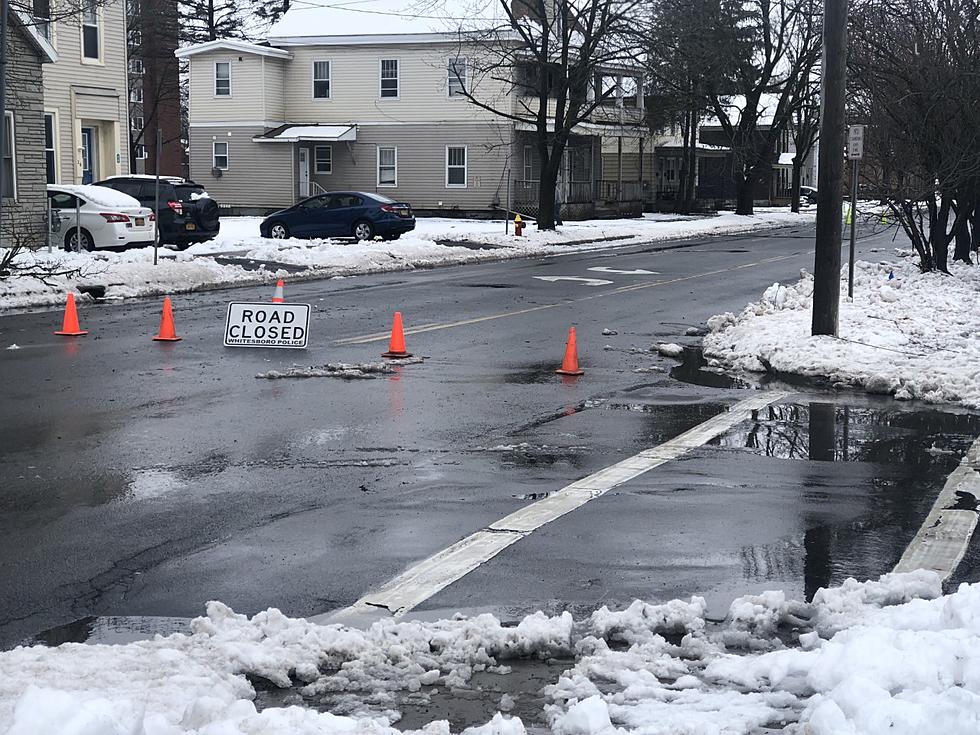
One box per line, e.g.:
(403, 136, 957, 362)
(514, 214, 524, 237)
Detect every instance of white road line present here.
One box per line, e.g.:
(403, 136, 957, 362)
(894, 435, 980, 581)
(328, 391, 791, 621)
(332, 254, 801, 346)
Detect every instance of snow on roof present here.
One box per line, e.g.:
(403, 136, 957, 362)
(175, 39, 292, 59)
(254, 124, 357, 143)
(266, 0, 506, 44)
(48, 185, 143, 209)
(12, 11, 57, 63)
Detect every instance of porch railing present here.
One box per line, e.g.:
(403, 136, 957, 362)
(512, 179, 647, 206)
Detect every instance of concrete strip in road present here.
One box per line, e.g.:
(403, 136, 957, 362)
(894, 435, 980, 581)
(324, 391, 791, 620)
(334, 254, 801, 346)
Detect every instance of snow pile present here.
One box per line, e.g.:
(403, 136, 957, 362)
(257, 359, 423, 380)
(703, 257, 980, 407)
(1, 210, 811, 312)
(51, 184, 143, 209)
(4, 571, 979, 734)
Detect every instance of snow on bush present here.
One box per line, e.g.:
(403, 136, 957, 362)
(703, 257, 980, 407)
(3, 571, 980, 734)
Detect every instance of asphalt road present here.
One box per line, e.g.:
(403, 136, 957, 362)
(2, 221, 976, 647)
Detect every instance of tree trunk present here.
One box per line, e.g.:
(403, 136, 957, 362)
(537, 157, 561, 231)
(790, 162, 802, 213)
(735, 175, 755, 215)
(684, 107, 698, 207)
(953, 211, 973, 264)
(674, 114, 691, 215)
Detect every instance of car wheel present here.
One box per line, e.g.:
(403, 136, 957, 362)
(64, 228, 95, 252)
(269, 222, 289, 239)
(353, 220, 375, 241)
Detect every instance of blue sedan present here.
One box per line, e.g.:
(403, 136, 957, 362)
(260, 192, 416, 241)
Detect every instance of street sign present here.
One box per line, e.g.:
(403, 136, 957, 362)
(847, 125, 865, 160)
(224, 302, 310, 349)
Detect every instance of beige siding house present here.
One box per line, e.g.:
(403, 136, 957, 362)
(41, 0, 131, 184)
(178, 6, 647, 217)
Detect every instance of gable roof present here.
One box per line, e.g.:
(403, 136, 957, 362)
(175, 39, 292, 60)
(12, 11, 57, 63)
(266, 0, 506, 46)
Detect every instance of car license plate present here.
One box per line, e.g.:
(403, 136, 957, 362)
(135, 217, 145, 226)
(185, 223, 196, 230)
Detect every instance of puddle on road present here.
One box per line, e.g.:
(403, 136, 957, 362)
(669, 348, 751, 389)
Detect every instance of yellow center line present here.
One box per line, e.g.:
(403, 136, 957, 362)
(333, 252, 802, 346)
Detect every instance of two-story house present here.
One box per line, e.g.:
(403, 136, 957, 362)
(2, 10, 57, 247)
(177, 3, 648, 218)
(39, 0, 131, 184)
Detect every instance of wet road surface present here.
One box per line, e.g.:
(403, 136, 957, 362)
(2, 222, 976, 647)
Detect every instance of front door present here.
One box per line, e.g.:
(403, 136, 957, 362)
(298, 148, 310, 198)
(80, 127, 96, 184)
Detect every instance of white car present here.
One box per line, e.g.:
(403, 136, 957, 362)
(47, 184, 156, 251)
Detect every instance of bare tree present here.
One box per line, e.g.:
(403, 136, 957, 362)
(178, 0, 249, 43)
(705, 0, 822, 215)
(642, 0, 752, 213)
(450, 0, 643, 230)
(788, 73, 819, 212)
(850, 0, 980, 272)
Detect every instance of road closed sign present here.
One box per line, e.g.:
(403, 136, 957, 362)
(224, 302, 310, 349)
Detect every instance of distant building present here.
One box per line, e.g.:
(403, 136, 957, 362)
(2, 10, 57, 247)
(39, 0, 131, 184)
(127, 0, 183, 176)
(177, 3, 649, 218)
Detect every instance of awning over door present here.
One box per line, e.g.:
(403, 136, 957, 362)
(253, 125, 356, 143)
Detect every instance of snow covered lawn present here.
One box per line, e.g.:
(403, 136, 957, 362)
(2, 571, 978, 734)
(704, 256, 980, 407)
(0, 210, 811, 312)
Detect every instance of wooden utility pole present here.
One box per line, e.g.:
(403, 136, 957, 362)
(811, 0, 848, 336)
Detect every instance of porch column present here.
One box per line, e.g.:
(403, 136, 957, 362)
(637, 75, 645, 114)
(639, 136, 644, 201)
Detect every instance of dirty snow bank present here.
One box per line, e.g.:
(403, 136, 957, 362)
(0, 210, 810, 312)
(5, 571, 980, 734)
(703, 257, 980, 407)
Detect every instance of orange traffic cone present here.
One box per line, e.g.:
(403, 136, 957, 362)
(152, 296, 181, 342)
(54, 292, 88, 336)
(381, 311, 413, 358)
(556, 326, 584, 376)
(272, 279, 285, 303)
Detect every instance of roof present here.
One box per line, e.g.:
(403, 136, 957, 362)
(253, 124, 357, 143)
(266, 0, 507, 46)
(175, 39, 292, 60)
(12, 11, 57, 63)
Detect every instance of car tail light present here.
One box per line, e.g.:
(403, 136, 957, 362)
(100, 213, 130, 223)
(380, 205, 395, 213)
(149, 213, 157, 221)
(167, 200, 184, 215)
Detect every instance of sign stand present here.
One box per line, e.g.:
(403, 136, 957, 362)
(847, 125, 865, 298)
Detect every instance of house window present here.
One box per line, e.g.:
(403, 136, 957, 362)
(130, 85, 142, 103)
(82, 1, 100, 60)
(215, 61, 231, 96)
(132, 116, 143, 131)
(314, 145, 332, 174)
(448, 57, 466, 97)
(523, 145, 534, 181)
(135, 144, 147, 159)
(33, 0, 50, 40)
(44, 113, 56, 184)
(129, 58, 143, 75)
(377, 146, 396, 186)
(126, 0, 139, 15)
(313, 60, 330, 99)
(380, 59, 398, 98)
(446, 146, 466, 187)
(2, 112, 15, 198)
(213, 141, 228, 170)
(132, 29, 142, 45)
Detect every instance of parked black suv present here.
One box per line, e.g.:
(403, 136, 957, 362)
(94, 176, 220, 249)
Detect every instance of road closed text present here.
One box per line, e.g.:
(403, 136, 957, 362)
(224, 303, 311, 349)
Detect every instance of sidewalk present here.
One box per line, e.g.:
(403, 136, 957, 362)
(0, 210, 811, 312)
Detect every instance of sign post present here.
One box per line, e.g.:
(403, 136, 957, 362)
(224, 303, 311, 349)
(847, 125, 864, 298)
